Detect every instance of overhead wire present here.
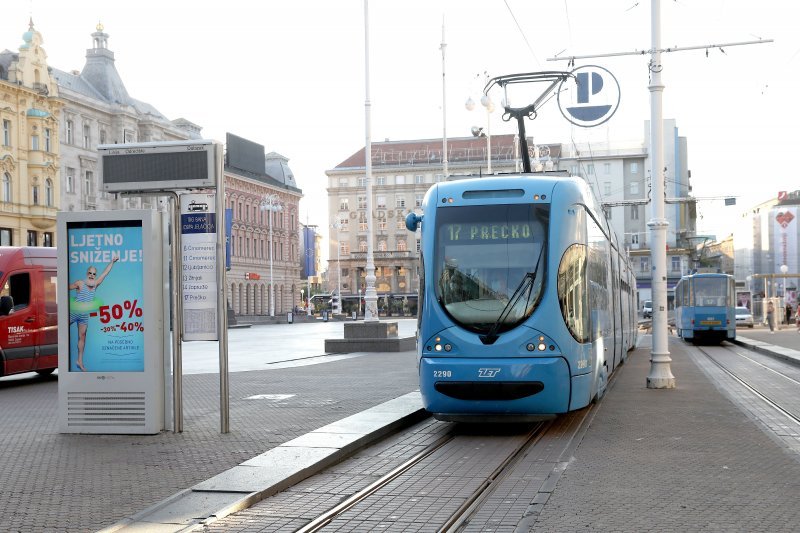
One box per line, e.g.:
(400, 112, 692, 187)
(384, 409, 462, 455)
(502, 0, 541, 67)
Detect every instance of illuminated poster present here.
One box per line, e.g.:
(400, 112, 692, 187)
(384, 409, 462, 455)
(67, 220, 145, 372)
(772, 206, 798, 276)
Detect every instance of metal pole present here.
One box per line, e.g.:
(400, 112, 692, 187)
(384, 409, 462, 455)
(486, 106, 492, 175)
(216, 143, 230, 433)
(441, 19, 448, 178)
(646, 0, 675, 389)
(363, 0, 378, 322)
(169, 192, 183, 433)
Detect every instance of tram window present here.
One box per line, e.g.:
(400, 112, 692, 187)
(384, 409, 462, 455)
(558, 244, 589, 343)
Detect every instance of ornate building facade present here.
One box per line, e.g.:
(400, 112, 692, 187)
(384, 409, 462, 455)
(0, 20, 63, 246)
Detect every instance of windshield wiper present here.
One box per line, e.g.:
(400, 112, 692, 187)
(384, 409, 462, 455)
(479, 243, 546, 345)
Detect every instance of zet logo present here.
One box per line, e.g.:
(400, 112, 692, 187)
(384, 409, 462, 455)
(558, 65, 620, 128)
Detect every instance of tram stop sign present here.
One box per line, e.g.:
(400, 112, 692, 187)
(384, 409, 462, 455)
(558, 65, 621, 128)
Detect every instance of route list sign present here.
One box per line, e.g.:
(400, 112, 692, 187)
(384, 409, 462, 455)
(180, 193, 218, 341)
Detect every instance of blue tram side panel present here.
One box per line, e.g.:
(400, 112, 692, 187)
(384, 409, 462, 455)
(674, 272, 736, 344)
(406, 173, 639, 422)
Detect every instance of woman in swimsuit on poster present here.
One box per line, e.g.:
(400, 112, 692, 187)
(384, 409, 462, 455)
(68, 254, 118, 371)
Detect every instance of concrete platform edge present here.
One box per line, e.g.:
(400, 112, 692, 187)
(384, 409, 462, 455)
(733, 335, 800, 366)
(99, 391, 427, 533)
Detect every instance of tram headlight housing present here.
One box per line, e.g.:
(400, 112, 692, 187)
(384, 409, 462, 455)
(428, 336, 455, 354)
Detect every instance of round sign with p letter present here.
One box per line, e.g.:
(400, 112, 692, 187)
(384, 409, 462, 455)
(558, 65, 620, 128)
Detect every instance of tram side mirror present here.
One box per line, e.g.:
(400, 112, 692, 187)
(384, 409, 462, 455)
(405, 212, 423, 232)
(0, 295, 14, 316)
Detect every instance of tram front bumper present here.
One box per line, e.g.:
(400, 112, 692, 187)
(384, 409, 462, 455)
(419, 356, 571, 417)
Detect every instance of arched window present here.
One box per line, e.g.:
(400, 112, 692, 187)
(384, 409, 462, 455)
(32, 184, 40, 205)
(45, 179, 53, 206)
(2, 173, 11, 202)
(397, 239, 407, 251)
(359, 241, 368, 252)
(378, 240, 387, 252)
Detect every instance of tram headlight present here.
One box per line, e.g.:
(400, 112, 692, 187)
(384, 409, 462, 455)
(435, 344, 443, 351)
(527, 343, 535, 351)
(444, 344, 452, 352)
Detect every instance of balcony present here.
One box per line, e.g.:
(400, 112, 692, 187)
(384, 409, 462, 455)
(349, 250, 413, 261)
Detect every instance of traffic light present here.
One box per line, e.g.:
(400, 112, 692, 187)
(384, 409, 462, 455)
(330, 295, 341, 314)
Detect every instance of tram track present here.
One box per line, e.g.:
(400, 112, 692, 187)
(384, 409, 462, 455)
(696, 343, 800, 425)
(296, 421, 550, 533)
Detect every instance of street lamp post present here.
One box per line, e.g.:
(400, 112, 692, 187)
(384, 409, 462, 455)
(465, 77, 495, 175)
(331, 219, 343, 315)
(260, 194, 283, 317)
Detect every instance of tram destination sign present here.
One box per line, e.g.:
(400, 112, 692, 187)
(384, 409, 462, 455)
(99, 140, 217, 193)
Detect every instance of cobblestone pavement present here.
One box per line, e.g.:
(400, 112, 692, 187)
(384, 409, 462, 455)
(0, 350, 418, 532)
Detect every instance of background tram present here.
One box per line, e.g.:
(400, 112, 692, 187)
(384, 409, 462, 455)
(674, 272, 736, 344)
(405, 174, 638, 422)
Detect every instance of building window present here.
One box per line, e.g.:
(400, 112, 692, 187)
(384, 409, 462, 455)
(43, 232, 53, 247)
(83, 124, 90, 149)
(85, 171, 94, 195)
(376, 176, 386, 186)
(396, 197, 406, 208)
(100, 129, 107, 144)
(376, 195, 386, 208)
(2, 173, 10, 202)
(671, 256, 681, 272)
(640, 256, 649, 271)
(338, 178, 348, 187)
(359, 220, 368, 232)
(45, 179, 53, 206)
(66, 168, 75, 193)
(415, 193, 424, 207)
(396, 217, 405, 230)
(32, 184, 39, 205)
(603, 182, 611, 195)
(0, 228, 11, 246)
(630, 162, 639, 173)
(339, 217, 349, 231)
(358, 177, 366, 187)
(414, 174, 424, 184)
(378, 240, 387, 252)
(416, 239, 421, 252)
(358, 195, 367, 209)
(631, 205, 639, 220)
(359, 241, 368, 252)
(124, 129, 135, 143)
(339, 198, 349, 211)
(604, 163, 611, 174)
(631, 233, 639, 244)
(570, 165, 578, 176)
(66, 120, 73, 144)
(340, 241, 349, 255)
(587, 164, 595, 175)
(397, 239, 407, 251)
(434, 174, 444, 182)
(2, 119, 10, 146)
(378, 219, 387, 231)
(44, 128, 51, 152)
(27, 230, 37, 246)
(31, 135, 39, 151)
(630, 181, 640, 194)
(395, 175, 406, 185)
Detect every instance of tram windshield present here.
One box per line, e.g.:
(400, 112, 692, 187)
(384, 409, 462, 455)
(434, 203, 549, 334)
(693, 276, 728, 307)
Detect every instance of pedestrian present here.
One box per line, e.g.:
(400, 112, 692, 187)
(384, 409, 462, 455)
(795, 305, 800, 333)
(786, 303, 792, 326)
(766, 301, 775, 333)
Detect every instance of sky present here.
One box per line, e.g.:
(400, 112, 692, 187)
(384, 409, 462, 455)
(3, 0, 798, 260)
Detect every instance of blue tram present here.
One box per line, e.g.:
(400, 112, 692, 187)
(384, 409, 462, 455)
(405, 174, 638, 422)
(674, 272, 735, 343)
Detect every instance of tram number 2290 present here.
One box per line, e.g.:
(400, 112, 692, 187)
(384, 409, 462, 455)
(433, 370, 452, 378)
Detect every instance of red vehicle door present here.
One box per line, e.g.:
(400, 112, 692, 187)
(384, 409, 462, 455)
(0, 270, 38, 376)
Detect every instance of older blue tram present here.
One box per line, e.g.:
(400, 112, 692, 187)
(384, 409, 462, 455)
(674, 272, 736, 343)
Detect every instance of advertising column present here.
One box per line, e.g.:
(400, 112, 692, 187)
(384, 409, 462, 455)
(181, 193, 218, 341)
(57, 210, 164, 435)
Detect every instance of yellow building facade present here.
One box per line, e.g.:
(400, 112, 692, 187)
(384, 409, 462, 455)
(0, 21, 62, 246)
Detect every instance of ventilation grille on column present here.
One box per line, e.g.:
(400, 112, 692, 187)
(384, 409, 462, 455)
(67, 391, 146, 427)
